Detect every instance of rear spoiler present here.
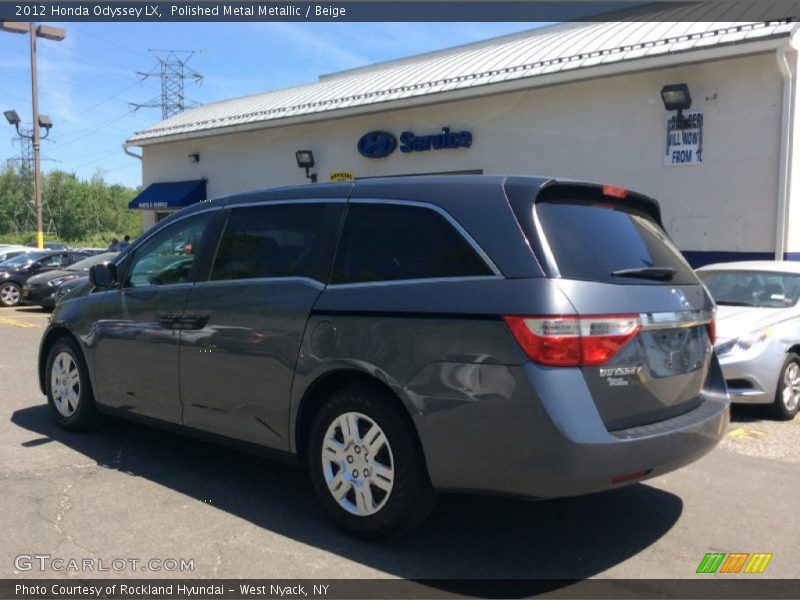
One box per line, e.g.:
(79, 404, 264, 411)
(534, 180, 665, 229)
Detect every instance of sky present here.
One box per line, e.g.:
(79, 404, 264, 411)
(0, 22, 547, 189)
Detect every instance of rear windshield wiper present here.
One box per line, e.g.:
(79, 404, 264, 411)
(611, 267, 676, 281)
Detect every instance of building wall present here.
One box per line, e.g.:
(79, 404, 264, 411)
(140, 52, 785, 262)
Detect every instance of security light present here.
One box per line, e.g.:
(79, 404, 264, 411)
(188, 153, 200, 163)
(38, 114, 52, 129)
(4, 110, 20, 126)
(295, 150, 315, 169)
(295, 150, 317, 183)
(661, 83, 693, 129)
(660, 83, 691, 111)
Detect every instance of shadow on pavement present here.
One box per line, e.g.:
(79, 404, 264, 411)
(729, 404, 770, 423)
(11, 404, 684, 589)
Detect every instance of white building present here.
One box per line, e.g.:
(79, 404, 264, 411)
(125, 15, 800, 266)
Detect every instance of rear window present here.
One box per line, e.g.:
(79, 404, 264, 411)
(534, 201, 697, 285)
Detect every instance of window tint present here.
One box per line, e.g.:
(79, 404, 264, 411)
(210, 203, 344, 283)
(534, 202, 697, 285)
(127, 212, 213, 288)
(331, 203, 493, 284)
(39, 254, 74, 268)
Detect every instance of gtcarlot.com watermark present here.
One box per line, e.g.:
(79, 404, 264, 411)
(14, 554, 194, 573)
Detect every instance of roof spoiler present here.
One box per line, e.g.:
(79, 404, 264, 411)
(535, 180, 665, 229)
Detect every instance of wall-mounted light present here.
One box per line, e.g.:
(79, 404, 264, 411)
(188, 153, 200, 163)
(295, 150, 317, 183)
(660, 83, 692, 129)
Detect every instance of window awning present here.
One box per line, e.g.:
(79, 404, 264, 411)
(128, 179, 206, 210)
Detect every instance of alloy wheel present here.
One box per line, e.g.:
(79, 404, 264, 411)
(50, 351, 81, 417)
(782, 361, 800, 413)
(321, 412, 394, 517)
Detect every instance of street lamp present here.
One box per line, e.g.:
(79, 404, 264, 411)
(1, 21, 66, 249)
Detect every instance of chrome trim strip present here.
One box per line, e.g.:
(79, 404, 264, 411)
(193, 276, 325, 289)
(224, 198, 348, 208)
(349, 198, 503, 277)
(638, 309, 715, 330)
(531, 204, 560, 278)
(327, 275, 504, 290)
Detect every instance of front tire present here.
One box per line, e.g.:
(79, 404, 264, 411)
(307, 384, 437, 538)
(45, 337, 98, 430)
(771, 353, 800, 421)
(0, 282, 21, 307)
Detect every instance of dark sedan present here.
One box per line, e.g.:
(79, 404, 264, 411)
(23, 252, 118, 309)
(0, 251, 90, 307)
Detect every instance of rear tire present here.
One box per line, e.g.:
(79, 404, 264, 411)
(307, 384, 437, 539)
(770, 353, 800, 421)
(45, 337, 98, 430)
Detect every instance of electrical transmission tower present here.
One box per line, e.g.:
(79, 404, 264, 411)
(7, 128, 57, 236)
(131, 50, 203, 119)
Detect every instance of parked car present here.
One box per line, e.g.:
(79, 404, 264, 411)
(696, 261, 800, 420)
(22, 252, 118, 310)
(26, 241, 69, 251)
(0, 250, 90, 307)
(38, 176, 729, 538)
(0, 245, 36, 264)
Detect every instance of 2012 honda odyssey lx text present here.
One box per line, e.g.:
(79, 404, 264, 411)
(38, 175, 729, 538)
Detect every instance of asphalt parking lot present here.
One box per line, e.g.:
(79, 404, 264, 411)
(1, 306, 798, 585)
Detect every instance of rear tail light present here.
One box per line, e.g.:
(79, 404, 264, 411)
(602, 184, 629, 199)
(504, 314, 641, 367)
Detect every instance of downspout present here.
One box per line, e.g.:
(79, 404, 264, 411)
(122, 143, 142, 160)
(776, 46, 793, 260)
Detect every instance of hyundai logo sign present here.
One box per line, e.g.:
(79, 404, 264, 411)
(358, 127, 472, 159)
(357, 131, 397, 159)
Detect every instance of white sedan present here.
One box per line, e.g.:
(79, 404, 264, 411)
(696, 260, 800, 420)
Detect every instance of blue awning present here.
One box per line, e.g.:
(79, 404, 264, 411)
(128, 179, 206, 210)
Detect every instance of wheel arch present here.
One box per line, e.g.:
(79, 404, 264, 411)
(294, 369, 426, 468)
(39, 327, 86, 395)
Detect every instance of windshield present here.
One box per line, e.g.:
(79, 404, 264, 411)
(67, 252, 118, 272)
(0, 251, 47, 269)
(697, 270, 800, 308)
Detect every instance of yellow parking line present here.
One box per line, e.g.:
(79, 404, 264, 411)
(0, 316, 41, 328)
(727, 427, 766, 439)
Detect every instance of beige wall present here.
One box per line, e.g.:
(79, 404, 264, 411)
(140, 52, 785, 255)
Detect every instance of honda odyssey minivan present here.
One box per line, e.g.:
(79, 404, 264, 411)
(38, 175, 729, 538)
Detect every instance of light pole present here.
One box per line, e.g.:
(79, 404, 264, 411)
(1, 21, 65, 249)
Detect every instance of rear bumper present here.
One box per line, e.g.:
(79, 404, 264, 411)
(407, 359, 729, 498)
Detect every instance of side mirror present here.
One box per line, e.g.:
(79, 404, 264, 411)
(27, 262, 41, 272)
(89, 263, 118, 288)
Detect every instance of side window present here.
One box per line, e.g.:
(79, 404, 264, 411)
(39, 254, 67, 268)
(331, 203, 494, 284)
(126, 212, 214, 288)
(210, 202, 344, 283)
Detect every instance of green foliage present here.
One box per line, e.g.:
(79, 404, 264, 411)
(0, 164, 143, 247)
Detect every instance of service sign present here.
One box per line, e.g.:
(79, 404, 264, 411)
(665, 111, 703, 166)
